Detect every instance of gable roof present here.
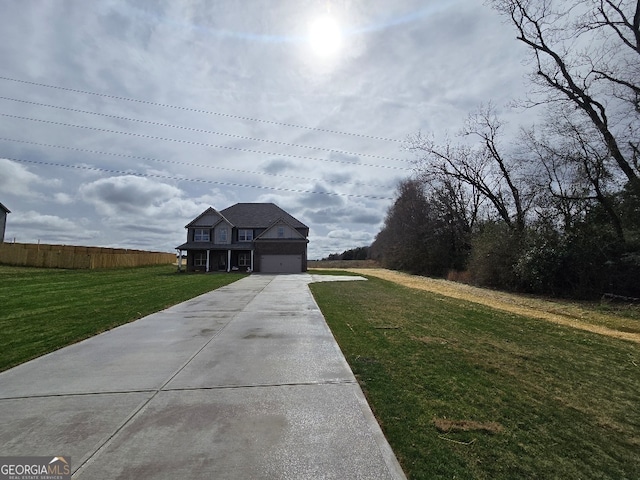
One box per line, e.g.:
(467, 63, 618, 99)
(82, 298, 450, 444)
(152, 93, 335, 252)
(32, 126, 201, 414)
(220, 203, 308, 230)
(0, 202, 10, 214)
(185, 207, 231, 228)
(254, 216, 307, 240)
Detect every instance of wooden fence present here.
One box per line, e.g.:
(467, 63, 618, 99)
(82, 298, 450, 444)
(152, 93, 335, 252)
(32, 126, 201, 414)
(0, 242, 176, 269)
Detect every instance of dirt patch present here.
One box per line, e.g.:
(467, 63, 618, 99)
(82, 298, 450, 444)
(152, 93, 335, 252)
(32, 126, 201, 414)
(336, 268, 640, 344)
(433, 417, 504, 435)
(412, 335, 449, 345)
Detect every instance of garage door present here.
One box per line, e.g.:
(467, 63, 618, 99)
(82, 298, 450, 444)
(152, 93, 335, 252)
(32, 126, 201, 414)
(260, 255, 302, 273)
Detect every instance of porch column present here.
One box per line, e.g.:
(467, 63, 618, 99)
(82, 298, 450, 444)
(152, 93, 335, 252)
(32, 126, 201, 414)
(250, 250, 254, 272)
(227, 249, 231, 272)
(177, 249, 183, 272)
(206, 250, 210, 272)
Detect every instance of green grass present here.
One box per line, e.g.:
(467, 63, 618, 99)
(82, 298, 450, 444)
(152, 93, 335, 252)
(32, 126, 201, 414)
(310, 276, 640, 480)
(0, 265, 246, 372)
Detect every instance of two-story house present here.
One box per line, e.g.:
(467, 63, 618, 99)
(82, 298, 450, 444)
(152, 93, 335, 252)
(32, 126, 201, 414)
(176, 203, 309, 273)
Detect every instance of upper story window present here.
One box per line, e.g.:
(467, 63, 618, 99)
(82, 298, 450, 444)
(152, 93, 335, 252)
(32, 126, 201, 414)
(217, 226, 228, 243)
(277, 226, 285, 238)
(194, 228, 210, 242)
(238, 229, 253, 242)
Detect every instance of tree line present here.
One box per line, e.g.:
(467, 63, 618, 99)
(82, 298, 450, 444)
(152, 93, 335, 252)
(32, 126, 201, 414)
(372, 0, 640, 299)
(321, 246, 371, 261)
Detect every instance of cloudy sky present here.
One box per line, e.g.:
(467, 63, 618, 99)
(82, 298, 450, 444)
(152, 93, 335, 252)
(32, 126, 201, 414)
(0, 0, 531, 259)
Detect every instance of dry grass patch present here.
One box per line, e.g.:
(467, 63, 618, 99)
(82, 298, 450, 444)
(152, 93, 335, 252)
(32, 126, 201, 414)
(412, 335, 449, 345)
(433, 418, 504, 435)
(339, 268, 640, 343)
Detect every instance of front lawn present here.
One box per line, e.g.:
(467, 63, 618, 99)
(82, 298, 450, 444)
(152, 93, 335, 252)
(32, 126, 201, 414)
(310, 276, 640, 479)
(0, 265, 245, 371)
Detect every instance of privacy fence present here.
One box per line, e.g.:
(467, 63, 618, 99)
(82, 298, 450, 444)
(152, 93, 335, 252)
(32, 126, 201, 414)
(0, 242, 175, 269)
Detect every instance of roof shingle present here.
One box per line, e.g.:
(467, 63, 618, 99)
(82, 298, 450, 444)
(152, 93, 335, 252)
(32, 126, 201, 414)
(220, 203, 307, 229)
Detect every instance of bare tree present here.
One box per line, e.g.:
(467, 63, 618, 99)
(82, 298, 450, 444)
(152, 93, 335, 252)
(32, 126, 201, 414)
(491, 0, 640, 191)
(521, 107, 625, 240)
(409, 105, 532, 232)
(580, 0, 640, 110)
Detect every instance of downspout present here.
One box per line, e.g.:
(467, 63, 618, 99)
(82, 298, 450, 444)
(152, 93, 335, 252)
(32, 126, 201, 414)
(250, 249, 254, 273)
(227, 249, 231, 272)
(206, 250, 210, 272)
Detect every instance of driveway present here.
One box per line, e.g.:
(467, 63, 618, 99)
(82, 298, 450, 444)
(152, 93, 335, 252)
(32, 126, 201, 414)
(0, 274, 406, 479)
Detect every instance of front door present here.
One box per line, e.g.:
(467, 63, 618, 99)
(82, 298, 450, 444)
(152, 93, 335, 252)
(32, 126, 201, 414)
(217, 253, 227, 271)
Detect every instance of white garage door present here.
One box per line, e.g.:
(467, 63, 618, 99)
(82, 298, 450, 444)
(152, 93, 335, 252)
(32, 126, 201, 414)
(260, 255, 302, 273)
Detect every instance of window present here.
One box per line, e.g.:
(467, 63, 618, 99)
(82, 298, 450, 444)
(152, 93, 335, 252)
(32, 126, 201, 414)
(217, 226, 228, 243)
(194, 228, 210, 242)
(238, 229, 253, 242)
(194, 252, 207, 267)
(239, 253, 251, 267)
(277, 226, 285, 238)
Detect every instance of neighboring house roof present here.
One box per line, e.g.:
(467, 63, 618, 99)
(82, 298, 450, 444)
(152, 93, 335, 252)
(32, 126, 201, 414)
(0, 202, 10, 213)
(220, 203, 308, 230)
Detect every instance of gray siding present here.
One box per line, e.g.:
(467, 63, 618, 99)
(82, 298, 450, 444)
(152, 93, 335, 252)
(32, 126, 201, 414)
(259, 223, 304, 239)
(0, 211, 6, 243)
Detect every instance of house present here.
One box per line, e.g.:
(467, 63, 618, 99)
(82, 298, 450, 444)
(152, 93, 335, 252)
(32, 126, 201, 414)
(176, 203, 309, 273)
(0, 202, 9, 243)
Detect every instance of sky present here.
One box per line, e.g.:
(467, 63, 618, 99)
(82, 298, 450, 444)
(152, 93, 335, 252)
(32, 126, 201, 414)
(0, 0, 532, 259)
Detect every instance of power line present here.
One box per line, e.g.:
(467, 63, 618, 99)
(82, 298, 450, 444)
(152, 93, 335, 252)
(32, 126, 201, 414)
(4, 156, 394, 200)
(0, 137, 396, 189)
(0, 112, 412, 171)
(0, 75, 405, 143)
(0, 96, 409, 163)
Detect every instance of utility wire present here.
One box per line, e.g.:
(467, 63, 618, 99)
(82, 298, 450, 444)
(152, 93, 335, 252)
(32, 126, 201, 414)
(0, 137, 396, 189)
(0, 75, 405, 143)
(4, 156, 394, 200)
(0, 112, 412, 171)
(0, 96, 409, 163)
(1, 97, 410, 163)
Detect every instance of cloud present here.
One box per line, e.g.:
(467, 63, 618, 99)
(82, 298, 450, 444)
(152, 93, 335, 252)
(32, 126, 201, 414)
(327, 228, 374, 242)
(79, 175, 183, 216)
(261, 159, 296, 174)
(6, 210, 99, 243)
(296, 184, 346, 208)
(303, 204, 384, 226)
(76, 175, 236, 250)
(351, 211, 383, 224)
(10, 211, 80, 232)
(54, 193, 74, 205)
(0, 158, 46, 196)
(308, 228, 376, 259)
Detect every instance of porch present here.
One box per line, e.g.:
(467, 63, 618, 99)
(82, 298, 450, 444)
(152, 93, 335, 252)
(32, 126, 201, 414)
(178, 248, 254, 273)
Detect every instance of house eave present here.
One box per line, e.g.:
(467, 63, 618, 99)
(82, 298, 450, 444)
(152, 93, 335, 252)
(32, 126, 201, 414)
(254, 238, 309, 243)
(176, 242, 254, 251)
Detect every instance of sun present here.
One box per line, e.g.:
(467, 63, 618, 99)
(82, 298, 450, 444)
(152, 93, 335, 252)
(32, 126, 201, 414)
(308, 15, 343, 57)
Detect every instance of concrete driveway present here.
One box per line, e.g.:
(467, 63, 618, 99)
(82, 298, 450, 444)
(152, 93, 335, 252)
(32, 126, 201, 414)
(0, 274, 406, 479)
